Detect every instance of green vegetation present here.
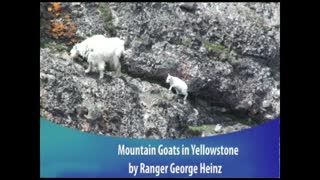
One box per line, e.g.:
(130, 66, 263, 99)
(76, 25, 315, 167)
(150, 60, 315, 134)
(203, 41, 232, 61)
(186, 111, 259, 136)
(185, 127, 202, 136)
(40, 42, 49, 49)
(186, 124, 224, 137)
(40, 42, 69, 52)
(188, 124, 217, 133)
(135, 37, 143, 42)
(219, 111, 260, 126)
(203, 41, 229, 53)
(99, 3, 116, 36)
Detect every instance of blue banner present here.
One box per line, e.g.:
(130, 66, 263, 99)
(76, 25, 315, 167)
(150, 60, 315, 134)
(40, 117, 280, 178)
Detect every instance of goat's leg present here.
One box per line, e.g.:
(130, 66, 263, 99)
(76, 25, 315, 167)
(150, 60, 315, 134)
(98, 61, 106, 79)
(85, 62, 92, 74)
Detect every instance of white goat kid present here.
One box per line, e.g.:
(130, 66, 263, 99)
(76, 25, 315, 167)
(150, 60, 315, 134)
(166, 74, 188, 102)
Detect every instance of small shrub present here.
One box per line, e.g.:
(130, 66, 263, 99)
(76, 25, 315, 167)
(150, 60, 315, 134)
(99, 3, 116, 36)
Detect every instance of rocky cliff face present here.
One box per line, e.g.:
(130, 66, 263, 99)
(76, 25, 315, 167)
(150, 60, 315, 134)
(40, 2, 280, 138)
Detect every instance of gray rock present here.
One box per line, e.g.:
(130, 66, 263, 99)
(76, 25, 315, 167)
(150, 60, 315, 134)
(179, 3, 198, 13)
(69, 2, 109, 38)
(109, 2, 279, 122)
(41, 48, 242, 138)
(40, 2, 280, 138)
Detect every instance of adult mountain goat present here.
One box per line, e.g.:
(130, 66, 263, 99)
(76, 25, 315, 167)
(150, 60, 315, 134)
(70, 35, 125, 79)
